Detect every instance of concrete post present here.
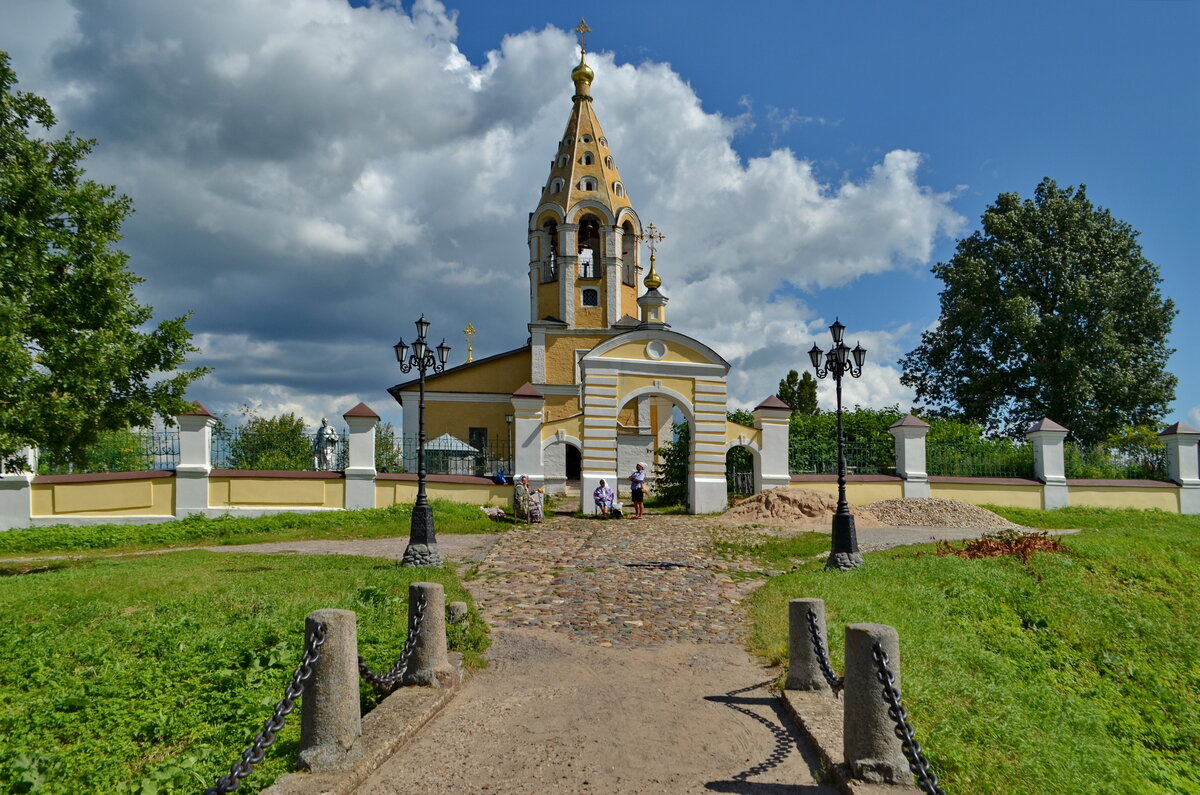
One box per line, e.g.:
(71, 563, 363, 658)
(402, 582, 459, 688)
(342, 403, 380, 511)
(889, 414, 931, 499)
(1160, 422, 1200, 515)
(299, 609, 362, 771)
(1026, 418, 1069, 510)
(786, 598, 834, 693)
(175, 403, 216, 517)
(844, 623, 909, 784)
(0, 446, 36, 530)
(510, 383, 545, 491)
(753, 396, 792, 492)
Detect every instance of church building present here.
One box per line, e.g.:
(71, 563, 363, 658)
(389, 30, 788, 513)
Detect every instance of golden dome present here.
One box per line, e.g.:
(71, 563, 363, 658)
(572, 53, 594, 87)
(644, 254, 662, 290)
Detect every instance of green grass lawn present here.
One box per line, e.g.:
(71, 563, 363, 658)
(0, 552, 489, 794)
(744, 507, 1200, 795)
(0, 500, 506, 558)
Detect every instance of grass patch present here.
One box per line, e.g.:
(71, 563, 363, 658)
(0, 500, 503, 557)
(748, 509, 1200, 794)
(711, 531, 831, 569)
(0, 551, 488, 793)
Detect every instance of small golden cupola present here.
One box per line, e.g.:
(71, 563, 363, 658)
(637, 224, 669, 327)
(526, 19, 643, 331)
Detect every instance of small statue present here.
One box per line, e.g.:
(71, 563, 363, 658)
(313, 418, 340, 471)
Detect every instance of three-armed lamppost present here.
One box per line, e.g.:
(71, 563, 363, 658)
(809, 319, 867, 571)
(394, 315, 451, 567)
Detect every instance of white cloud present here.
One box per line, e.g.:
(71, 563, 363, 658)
(7, 0, 963, 427)
(1188, 406, 1200, 429)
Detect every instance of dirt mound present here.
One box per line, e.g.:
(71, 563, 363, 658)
(864, 498, 1023, 529)
(722, 488, 888, 528)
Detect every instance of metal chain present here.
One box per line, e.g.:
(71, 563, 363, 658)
(202, 622, 327, 795)
(870, 641, 946, 795)
(358, 592, 428, 693)
(806, 609, 844, 694)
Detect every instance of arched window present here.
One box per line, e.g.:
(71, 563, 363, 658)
(582, 152, 594, 166)
(599, 137, 607, 147)
(578, 215, 601, 279)
(613, 182, 624, 197)
(551, 178, 564, 193)
(605, 155, 614, 169)
(582, 134, 593, 143)
(621, 220, 637, 285)
(581, 288, 599, 307)
(557, 155, 568, 168)
(542, 220, 558, 282)
(579, 178, 597, 191)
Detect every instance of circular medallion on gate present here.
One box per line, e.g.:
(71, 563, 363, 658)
(645, 340, 667, 360)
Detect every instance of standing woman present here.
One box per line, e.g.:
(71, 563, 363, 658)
(628, 462, 647, 519)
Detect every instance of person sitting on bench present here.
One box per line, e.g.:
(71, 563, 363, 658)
(593, 479, 615, 516)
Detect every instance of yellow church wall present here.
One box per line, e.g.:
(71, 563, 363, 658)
(419, 401, 514, 444)
(542, 414, 585, 443)
(1067, 484, 1179, 512)
(543, 394, 581, 423)
(400, 348, 530, 395)
(545, 333, 610, 384)
(620, 282, 637, 317)
(575, 305, 605, 329)
(602, 340, 712, 365)
(31, 476, 175, 517)
(375, 480, 509, 508)
(618, 374, 696, 406)
(787, 480, 904, 504)
(929, 481, 1044, 509)
(209, 476, 345, 508)
(616, 404, 637, 427)
(538, 283, 559, 321)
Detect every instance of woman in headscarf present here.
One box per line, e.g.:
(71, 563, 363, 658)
(513, 474, 543, 523)
(593, 478, 615, 516)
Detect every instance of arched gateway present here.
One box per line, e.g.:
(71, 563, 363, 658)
(388, 41, 781, 514)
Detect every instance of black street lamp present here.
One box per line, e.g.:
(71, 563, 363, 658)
(809, 318, 868, 571)
(394, 315, 451, 567)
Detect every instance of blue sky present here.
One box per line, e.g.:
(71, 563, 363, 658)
(4, 0, 1196, 431)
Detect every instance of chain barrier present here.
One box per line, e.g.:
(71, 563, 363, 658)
(202, 622, 327, 795)
(805, 608, 844, 694)
(358, 592, 428, 693)
(870, 641, 945, 795)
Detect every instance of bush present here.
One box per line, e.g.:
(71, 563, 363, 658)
(226, 413, 311, 470)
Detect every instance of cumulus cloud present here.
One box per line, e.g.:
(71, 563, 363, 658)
(5, 0, 962, 425)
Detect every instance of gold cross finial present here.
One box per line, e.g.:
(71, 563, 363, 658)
(575, 18, 592, 53)
(638, 223, 666, 260)
(463, 323, 476, 363)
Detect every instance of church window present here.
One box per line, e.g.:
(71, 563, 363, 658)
(557, 155, 568, 168)
(582, 152, 594, 166)
(579, 178, 597, 191)
(542, 220, 558, 282)
(581, 288, 599, 307)
(551, 178, 564, 193)
(599, 137, 607, 147)
(605, 155, 614, 169)
(613, 182, 624, 197)
(621, 220, 637, 285)
(582, 134, 593, 143)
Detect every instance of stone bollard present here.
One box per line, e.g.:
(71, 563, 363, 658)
(844, 623, 909, 784)
(402, 582, 460, 688)
(299, 609, 362, 771)
(786, 598, 834, 693)
(447, 600, 468, 625)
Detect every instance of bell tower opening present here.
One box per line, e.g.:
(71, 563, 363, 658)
(578, 215, 601, 279)
(542, 219, 558, 282)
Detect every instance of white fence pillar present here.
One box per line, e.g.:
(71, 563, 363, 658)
(176, 404, 216, 517)
(342, 403, 379, 511)
(1161, 421, 1200, 515)
(753, 396, 792, 492)
(889, 414, 930, 499)
(1026, 418, 1069, 510)
(510, 383, 545, 490)
(0, 447, 36, 530)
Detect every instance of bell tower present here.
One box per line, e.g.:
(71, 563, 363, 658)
(527, 20, 642, 332)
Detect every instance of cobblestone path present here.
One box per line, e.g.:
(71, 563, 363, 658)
(465, 512, 765, 647)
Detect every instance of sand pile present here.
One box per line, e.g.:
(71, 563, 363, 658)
(864, 498, 1023, 529)
(722, 488, 887, 528)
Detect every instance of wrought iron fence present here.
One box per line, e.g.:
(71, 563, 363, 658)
(211, 426, 349, 471)
(36, 429, 180, 475)
(375, 435, 512, 478)
(1065, 443, 1167, 480)
(789, 438, 894, 475)
(926, 442, 1035, 478)
(727, 470, 754, 497)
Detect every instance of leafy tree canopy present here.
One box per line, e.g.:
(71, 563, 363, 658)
(777, 369, 818, 415)
(0, 53, 207, 468)
(900, 177, 1176, 447)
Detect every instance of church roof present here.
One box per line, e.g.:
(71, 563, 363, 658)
(534, 49, 632, 223)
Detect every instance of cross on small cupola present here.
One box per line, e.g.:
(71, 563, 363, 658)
(636, 222, 669, 326)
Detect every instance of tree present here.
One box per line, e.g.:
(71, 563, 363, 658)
(227, 413, 313, 471)
(777, 369, 818, 415)
(0, 53, 207, 469)
(900, 178, 1176, 447)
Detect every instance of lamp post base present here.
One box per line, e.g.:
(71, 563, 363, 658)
(401, 502, 442, 567)
(825, 511, 864, 571)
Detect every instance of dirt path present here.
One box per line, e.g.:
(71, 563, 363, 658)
(355, 513, 837, 794)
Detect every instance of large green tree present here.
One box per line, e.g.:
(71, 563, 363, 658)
(777, 369, 818, 415)
(900, 177, 1176, 446)
(0, 53, 206, 468)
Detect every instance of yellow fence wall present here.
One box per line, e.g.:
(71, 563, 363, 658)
(788, 480, 905, 504)
(209, 476, 345, 509)
(376, 480, 510, 507)
(1068, 484, 1179, 512)
(929, 482, 1045, 509)
(31, 477, 175, 517)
